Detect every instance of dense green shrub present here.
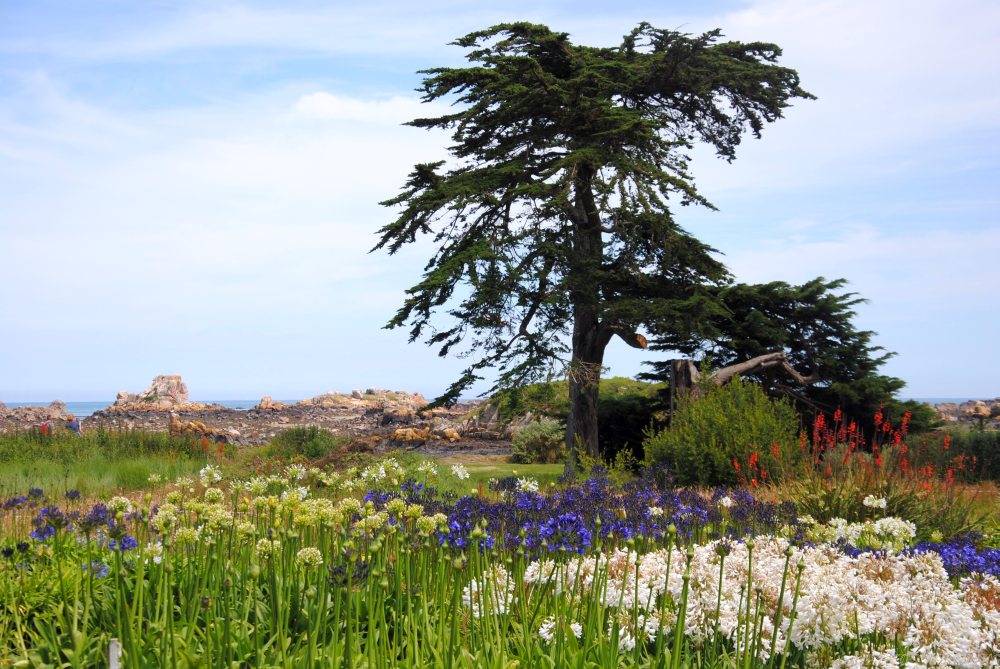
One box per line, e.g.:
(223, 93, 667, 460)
(495, 377, 666, 461)
(948, 430, 1000, 481)
(903, 429, 1000, 482)
(644, 379, 801, 486)
(948, 429, 1000, 480)
(268, 426, 344, 459)
(511, 419, 566, 464)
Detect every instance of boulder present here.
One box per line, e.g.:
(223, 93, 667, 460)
(966, 401, 991, 418)
(300, 393, 360, 409)
(256, 396, 286, 411)
(113, 375, 190, 409)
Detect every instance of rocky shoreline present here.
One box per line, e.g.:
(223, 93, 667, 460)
(0, 376, 519, 455)
(930, 398, 1000, 428)
(3, 375, 997, 450)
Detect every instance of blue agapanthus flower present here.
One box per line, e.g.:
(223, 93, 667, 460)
(910, 533, 1000, 578)
(82, 560, 110, 578)
(109, 534, 138, 552)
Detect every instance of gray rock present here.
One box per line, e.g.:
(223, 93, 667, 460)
(113, 375, 190, 408)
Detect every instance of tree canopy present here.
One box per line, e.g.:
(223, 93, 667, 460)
(375, 22, 813, 467)
(640, 277, 935, 430)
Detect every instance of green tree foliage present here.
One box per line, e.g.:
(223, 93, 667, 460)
(375, 22, 812, 468)
(641, 278, 938, 432)
(496, 377, 666, 460)
(644, 378, 802, 487)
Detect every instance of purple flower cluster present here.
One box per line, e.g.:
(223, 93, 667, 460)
(16, 498, 138, 554)
(29, 505, 74, 541)
(910, 533, 1000, 578)
(368, 473, 795, 555)
(82, 559, 110, 578)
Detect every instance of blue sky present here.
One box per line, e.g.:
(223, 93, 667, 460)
(1, 0, 997, 402)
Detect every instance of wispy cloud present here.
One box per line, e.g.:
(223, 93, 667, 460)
(0, 0, 997, 399)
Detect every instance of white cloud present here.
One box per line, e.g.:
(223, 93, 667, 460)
(293, 92, 438, 123)
(1, 0, 997, 399)
(0, 82, 449, 342)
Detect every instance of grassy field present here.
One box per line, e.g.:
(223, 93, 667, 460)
(0, 426, 997, 667)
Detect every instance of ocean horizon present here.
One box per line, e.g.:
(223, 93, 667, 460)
(0, 400, 298, 418)
(2, 396, 992, 419)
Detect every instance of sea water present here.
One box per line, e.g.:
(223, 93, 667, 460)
(2, 400, 298, 418)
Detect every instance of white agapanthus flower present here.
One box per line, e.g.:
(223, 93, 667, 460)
(516, 537, 996, 668)
(862, 495, 888, 510)
(246, 476, 269, 496)
(809, 516, 916, 551)
(538, 617, 556, 642)
(462, 565, 514, 617)
(516, 477, 539, 493)
(451, 463, 470, 480)
(145, 542, 164, 565)
(295, 547, 324, 568)
(280, 486, 309, 503)
(107, 496, 133, 515)
(285, 463, 307, 481)
(718, 495, 734, 509)
(199, 464, 222, 486)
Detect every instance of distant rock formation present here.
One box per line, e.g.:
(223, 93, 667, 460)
(113, 375, 189, 409)
(0, 400, 67, 422)
(297, 389, 428, 414)
(933, 398, 1000, 428)
(109, 375, 217, 412)
(255, 396, 287, 411)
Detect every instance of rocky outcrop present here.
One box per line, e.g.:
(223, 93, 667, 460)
(0, 400, 69, 425)
(255, 396, 288, 411)
(0, 386, 510, 456)
(932, 398, 1000, 428)
(112, 375, 193, 410)
(297, 389, 428, 414)
(458, 400, 537, 439)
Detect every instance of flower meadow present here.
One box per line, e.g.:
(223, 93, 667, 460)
(1, 457, 998, 668)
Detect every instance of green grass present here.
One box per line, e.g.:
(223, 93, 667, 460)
(0, 454, 209, 500)
(438, 456, 564, 488)
(0, 428, 218, 499)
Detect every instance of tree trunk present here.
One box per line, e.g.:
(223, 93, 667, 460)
(563, 167, 611, 478)
(669, 352, 823, 402)
(564, 312, 608, 476)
